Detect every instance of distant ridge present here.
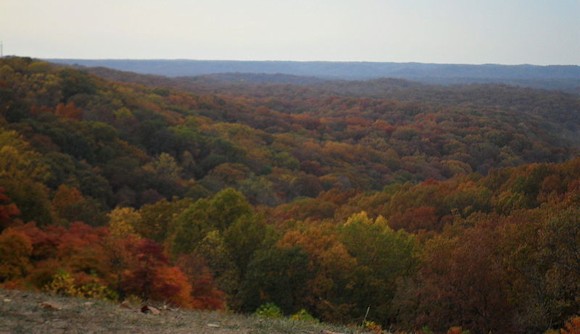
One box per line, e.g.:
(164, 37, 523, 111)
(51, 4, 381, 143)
(47, 59, 580, 92)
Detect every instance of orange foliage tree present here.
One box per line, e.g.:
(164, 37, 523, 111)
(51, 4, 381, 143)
(277, 222, 357, 322)
(121, 239, 193, 307)
(0, 187, 21, 230)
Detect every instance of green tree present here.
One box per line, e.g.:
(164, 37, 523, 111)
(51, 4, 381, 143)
(143, 152, 183, 180)
(239, 246, 312, 314)
(136, 198, 193, 242)
(339, 212, 418, 324)
(170, 188, 253, 256)
(194, 230, 240, 308)
(223, 214, 269, 278)
(1, 178, 54, 226)
(58, 68, 97, 102)
(170, 198, 212, 255)
(206, 188, 253, 231)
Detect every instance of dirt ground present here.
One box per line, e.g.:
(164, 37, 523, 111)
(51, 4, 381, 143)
(0, 289, 359, 334)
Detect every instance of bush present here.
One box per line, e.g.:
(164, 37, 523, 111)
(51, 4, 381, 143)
(255, 303, 283, 318)
(291, 309, 318, 322)
(44, 270, 117, 301)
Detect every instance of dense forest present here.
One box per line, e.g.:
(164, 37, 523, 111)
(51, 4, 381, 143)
(0, 57, 578, 334)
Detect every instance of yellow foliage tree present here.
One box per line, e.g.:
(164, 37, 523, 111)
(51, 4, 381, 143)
(0, 228, 33, 282)
(107, 207, 141, 239)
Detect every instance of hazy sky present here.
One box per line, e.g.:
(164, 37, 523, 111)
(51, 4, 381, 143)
(1, 0, 579, 65)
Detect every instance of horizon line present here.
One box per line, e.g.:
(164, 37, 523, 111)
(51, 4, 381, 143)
(37, 57, 580, 68)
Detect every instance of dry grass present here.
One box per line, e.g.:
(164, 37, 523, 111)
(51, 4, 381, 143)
(0, 288, 364, 334)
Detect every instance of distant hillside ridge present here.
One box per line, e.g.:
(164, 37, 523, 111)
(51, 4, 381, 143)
(47, 59, 580, 92)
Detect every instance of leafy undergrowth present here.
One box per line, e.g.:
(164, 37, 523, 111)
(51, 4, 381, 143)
(0, 288, 364, 334)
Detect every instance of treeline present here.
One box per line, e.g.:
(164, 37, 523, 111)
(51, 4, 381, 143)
(0, 57, 578, 333)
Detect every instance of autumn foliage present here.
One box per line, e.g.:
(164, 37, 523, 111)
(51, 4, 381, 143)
(0, 57, 578, 333)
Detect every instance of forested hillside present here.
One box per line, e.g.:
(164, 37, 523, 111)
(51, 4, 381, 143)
(48, 58, 580, 92)
(0, 57, 578, 334)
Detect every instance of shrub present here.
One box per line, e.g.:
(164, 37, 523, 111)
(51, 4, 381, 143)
(255, 303, 283, 318)
(44, 270, 116, 301)
(363, 320, 382, 333)
(291, 308, 318, 322)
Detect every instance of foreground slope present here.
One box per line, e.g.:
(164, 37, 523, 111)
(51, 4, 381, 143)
(0, 288, 355, 334)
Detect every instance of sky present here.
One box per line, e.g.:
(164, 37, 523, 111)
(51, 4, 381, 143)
(1, 0, 579, 65)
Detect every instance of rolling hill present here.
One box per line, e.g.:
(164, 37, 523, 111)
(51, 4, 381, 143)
(0, 56, 578, 333)
(47, 58, 580, 92)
